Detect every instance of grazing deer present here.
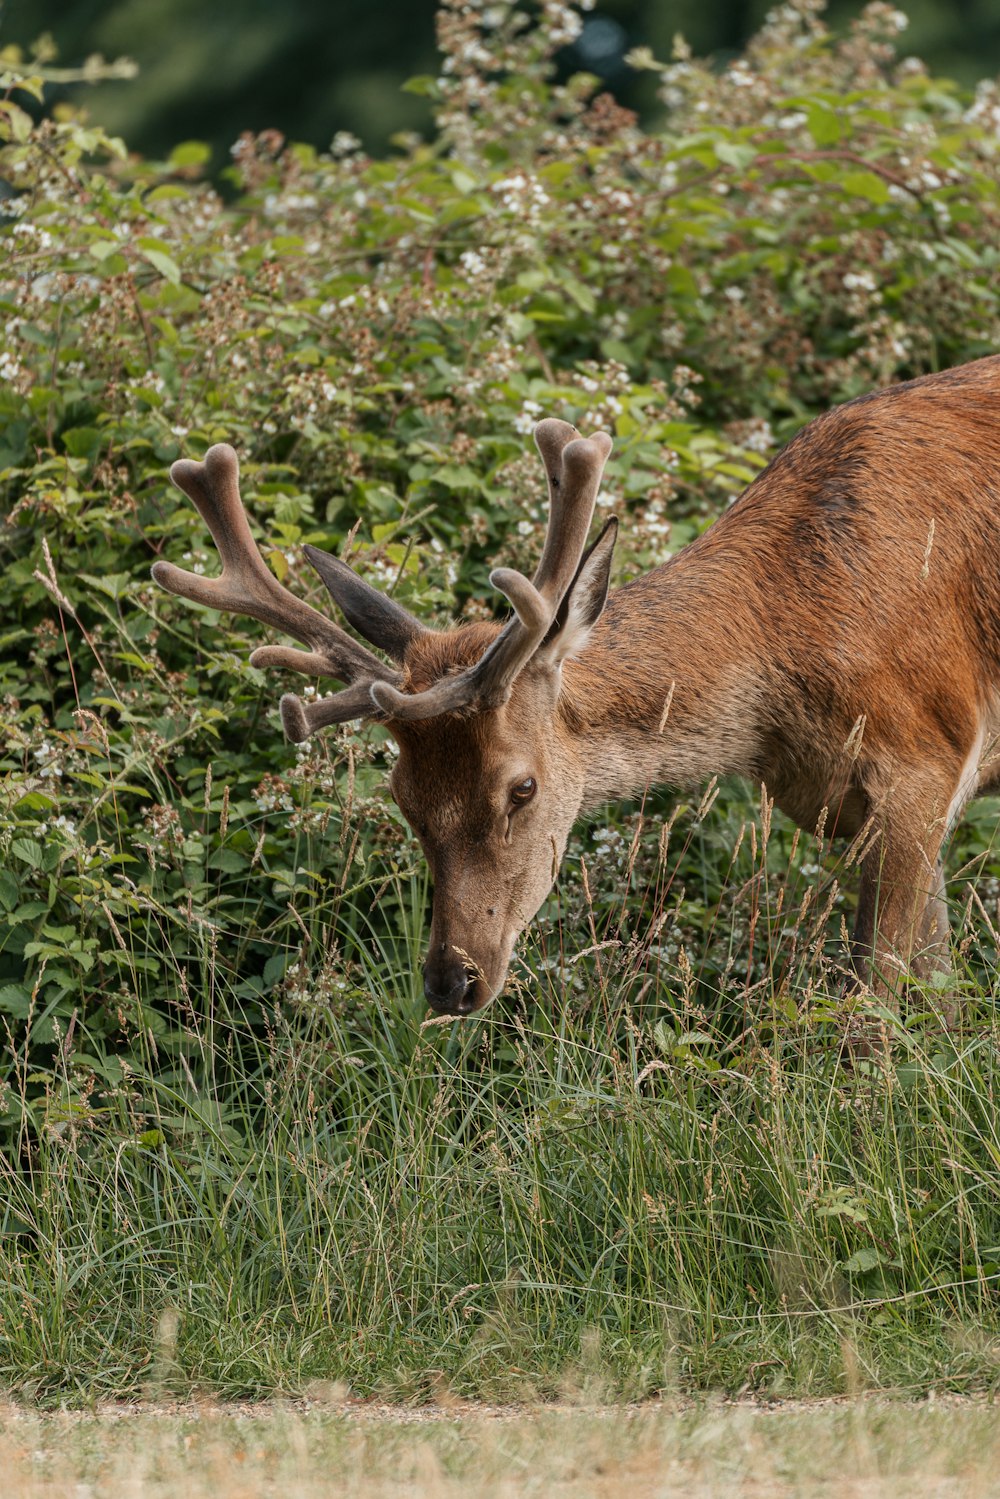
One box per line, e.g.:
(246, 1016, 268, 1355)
(153, 356, 1000, 1018)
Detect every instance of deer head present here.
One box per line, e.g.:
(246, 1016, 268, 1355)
(153, 422, 615, 1015)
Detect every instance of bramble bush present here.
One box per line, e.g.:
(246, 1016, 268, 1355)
(3, 0, 1000, 1402)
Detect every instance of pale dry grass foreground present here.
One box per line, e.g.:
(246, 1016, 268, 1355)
(1, 1396, 997, 1498)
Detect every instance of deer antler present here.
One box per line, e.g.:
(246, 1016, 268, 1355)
(151, 443, 411, 739)
(370, 419, 613, 721)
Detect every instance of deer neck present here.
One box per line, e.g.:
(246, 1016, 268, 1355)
(560, 564, 767, 808)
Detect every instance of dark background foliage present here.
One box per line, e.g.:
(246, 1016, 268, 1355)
(4, 0, 1000, 166)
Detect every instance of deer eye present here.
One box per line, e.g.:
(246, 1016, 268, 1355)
(509, 777, 537, 808)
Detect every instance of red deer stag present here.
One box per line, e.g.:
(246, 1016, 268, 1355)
(153, 356, 1000, 1017)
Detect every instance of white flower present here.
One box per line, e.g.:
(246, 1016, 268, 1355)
(331, 130, 361, 157)
(34, 742, 64, 780)
(513, 398, 543, 435)
(842, 271, 876, 293)
(725, 61, 756, 88)
(742, 420, 773, 455)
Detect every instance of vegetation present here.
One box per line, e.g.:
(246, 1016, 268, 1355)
(7, 0, 1000, 165)
(4, 0, 1000, 1403)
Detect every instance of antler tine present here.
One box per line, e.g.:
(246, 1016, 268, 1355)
(531, 419, 612, 604)
(152, 443, 396, 686)
(278, 682, 388, 743)
(370, 423, 613, 723)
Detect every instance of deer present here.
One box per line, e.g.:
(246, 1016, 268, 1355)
(152, 354, 1000, 1022)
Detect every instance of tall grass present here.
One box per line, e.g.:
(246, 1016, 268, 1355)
(4, 750, 1000, 1404)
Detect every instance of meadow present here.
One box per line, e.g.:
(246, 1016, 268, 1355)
(3, 0, 1000, 1408)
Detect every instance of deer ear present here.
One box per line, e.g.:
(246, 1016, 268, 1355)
(302, 543, 427, 664)
(540, 517, 617, 667)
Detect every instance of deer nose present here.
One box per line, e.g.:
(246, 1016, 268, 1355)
(423, 963, 479, 1016)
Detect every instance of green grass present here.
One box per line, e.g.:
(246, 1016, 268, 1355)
(4, 843, 1000, 1404)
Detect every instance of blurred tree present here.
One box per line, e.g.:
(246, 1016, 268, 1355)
(1, 0, 441, 165)
(3, 0, 1000, 166)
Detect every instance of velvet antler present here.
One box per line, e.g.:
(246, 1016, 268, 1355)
(370, 420, 613, 721)
(151, 443, 416, 739)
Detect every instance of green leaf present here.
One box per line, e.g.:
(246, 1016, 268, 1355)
(89, 239, 122, 262)
(840, 170, 891, 204)
(13, 793, 55, 815)
(561, 276, 596, 313)
(207, 848, 247, 873)
(713, 141, 757, 170)
(806, 103, 842, 146)
(10, 901, 50, 923)
(401, 74, 440, 97)
(10, 838, 42, 869)
(61, 427, 103, 459)
(263, 952, 291, 987)
(169, 140, 211, 169)
(0, 100, 33, 143)
(659, 260, 698, 296)
(842, 1247, 884, 1273)
(139, 245, 181, 285)
(0, 984, 31, 1018)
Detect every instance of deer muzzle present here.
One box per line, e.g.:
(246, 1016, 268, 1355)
(422, 931, 512, 1017)
(423, 955, 484, 1016)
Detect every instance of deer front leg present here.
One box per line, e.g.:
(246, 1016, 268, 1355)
(851, 827, 945, 992)
(914, 855, 959, 1025)
(849, 790, 957, 1017)
(915, 856, 951, 974)
(841, 818, 941, 1058)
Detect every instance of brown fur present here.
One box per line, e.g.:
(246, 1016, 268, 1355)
(389, 356, 1000, 1017)
(401, 622, 503, 694)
